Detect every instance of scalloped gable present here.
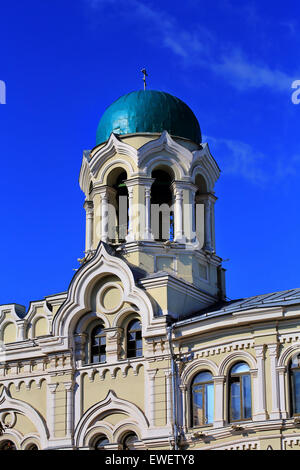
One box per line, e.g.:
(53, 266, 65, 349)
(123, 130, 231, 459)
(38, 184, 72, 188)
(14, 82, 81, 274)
(79, 131, 197, 195)
(191, 142, 220, 191)
(74, 389, 149, 447)
(52, 242, 154, 339)
(138, 130, 193, 167)
(0, 386, 49, 446)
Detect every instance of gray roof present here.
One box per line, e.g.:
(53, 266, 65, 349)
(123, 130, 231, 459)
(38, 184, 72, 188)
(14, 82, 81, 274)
(174, 288, 300, 327)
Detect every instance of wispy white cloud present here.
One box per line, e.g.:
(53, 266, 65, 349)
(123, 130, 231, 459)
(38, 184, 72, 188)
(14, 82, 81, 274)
(210, 49, 292, 92)
(206, 136, 268, 185)
(205, 135, 300, 185)
(85, 0, 296, 95)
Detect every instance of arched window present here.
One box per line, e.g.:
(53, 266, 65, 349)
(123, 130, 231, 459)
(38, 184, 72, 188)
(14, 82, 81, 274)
(289, 353, 300, 416)
(94, 436, 109, 450)
(26, 444, 38, 450)
(122, 432, 138, 450)
(191, 371, 214, 426)
(90, 324, 106, 364)
(194, 174, 209, 250)
(229, 362, 252, 422)
(151, 169, 174, 241)
(0, 440, 16, 450)
(127, 319, 142, 358)
(107, 168, 128, 243)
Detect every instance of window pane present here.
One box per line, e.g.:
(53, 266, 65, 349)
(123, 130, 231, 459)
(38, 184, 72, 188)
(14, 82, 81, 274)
(123, 433, 138, 450)
(242, 374, 252, 419)
(91, 346, 99, 355)
(92, 326, 104, 336)
(291, 354, 300, 369)
(95, 437, 109, 450)
(91, 354, 99, 363)
(231, 362, 250, 374)
(231, 381, 241, 421)
(206, 383, 214, 424)
(92, 337, 100, 346)
(293, 371, 300, 414)
(194, 371, 212, 384)
(129, 320, 141, 332)
(193, 385, 204, 426)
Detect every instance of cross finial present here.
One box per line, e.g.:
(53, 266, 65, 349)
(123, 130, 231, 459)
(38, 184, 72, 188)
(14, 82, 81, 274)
(141, 68, 148, 90)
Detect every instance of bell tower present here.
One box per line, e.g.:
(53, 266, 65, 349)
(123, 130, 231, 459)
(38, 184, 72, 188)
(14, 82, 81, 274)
(79, 90, 225, 319)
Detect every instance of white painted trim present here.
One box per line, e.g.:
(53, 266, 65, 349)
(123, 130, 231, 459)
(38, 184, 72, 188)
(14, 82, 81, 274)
(74, 390, 149, 447)
(0, 386, 49, 447)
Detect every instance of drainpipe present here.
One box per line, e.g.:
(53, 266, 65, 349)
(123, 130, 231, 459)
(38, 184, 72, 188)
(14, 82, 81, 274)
(167, 325, 179, 450)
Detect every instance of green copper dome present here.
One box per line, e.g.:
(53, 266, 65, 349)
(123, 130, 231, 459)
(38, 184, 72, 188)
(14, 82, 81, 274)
(96, 90, 201, 145)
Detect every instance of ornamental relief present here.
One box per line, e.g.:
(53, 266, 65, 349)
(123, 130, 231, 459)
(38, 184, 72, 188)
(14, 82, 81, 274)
(0, 410, 16, 429)
(84, 362, 144, 381)
(283, 437, 300, 450)
(178, 339, 255, 361)
(98, 283, 124, 315)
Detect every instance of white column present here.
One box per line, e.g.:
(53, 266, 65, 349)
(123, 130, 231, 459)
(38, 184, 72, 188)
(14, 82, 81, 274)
(268, 344, 281, 420)
(253, 345, 267, 421)
(213, 376, 225, 428)
(101, 191, 109, 243)
(190, 188, 197, 243)
(148, 369, 157, 427)
(204, 198, 212, 251)
(126, 186, 134, 242)
(179, 384, 188, 432)
(144, 186, 153, 240)
(64, 382, 73, 438)
(47, 383, 58, 438)
(210, 197, 216, 251)
(106, 328, 122, 363)
(16, 320, 26, 341)
(165, 370, 172, 427)
(74, 372, 82, 429)
(174, 188, 184, 242)
(165, 370, 172, 426)
(84, 200, 94, 251)
(277, 366, 288, 419)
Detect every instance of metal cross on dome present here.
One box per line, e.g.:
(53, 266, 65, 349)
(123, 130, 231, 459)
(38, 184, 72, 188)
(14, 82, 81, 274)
(141, 68, 148, 90)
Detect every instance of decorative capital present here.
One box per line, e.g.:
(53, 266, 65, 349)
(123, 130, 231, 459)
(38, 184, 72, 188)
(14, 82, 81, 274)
(106, 327, 122, 341)
(48, 383, 58, 394)
(147, 369, 158, 380)
(254, 344, 266, 359)
(84, 200, 94, 214)
(268, 343, 279, 357)
(213, 376, 226, 384)
(63, 381, 73, 392)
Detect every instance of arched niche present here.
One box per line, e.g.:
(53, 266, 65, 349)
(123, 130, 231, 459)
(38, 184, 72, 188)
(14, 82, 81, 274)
(106, 167, 128, 243)
(151, 166, 175, 241)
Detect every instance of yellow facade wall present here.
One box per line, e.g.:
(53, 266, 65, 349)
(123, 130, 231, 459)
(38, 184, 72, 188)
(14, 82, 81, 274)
(82, 366, 144, 414)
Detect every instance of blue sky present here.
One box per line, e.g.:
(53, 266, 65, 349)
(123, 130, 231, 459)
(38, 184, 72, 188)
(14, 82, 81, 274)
(1, 0, 300, 308)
